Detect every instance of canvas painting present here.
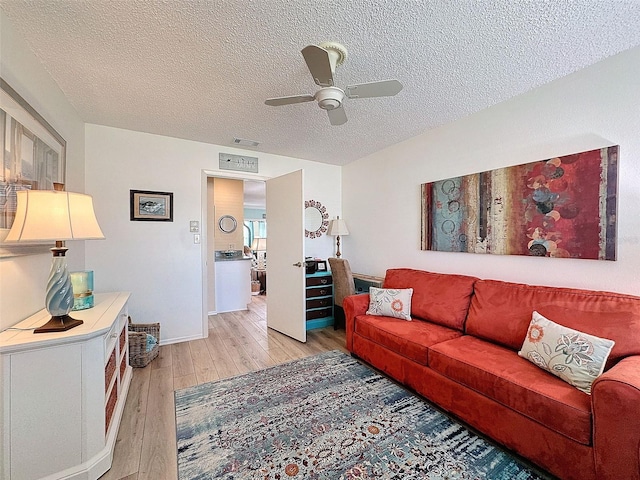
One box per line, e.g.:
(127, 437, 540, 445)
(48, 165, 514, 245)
(421, 146, 618, 260)
(1, 79, 66, 230)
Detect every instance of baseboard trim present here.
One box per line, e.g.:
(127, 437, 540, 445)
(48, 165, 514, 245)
(160, 333, 206, 346)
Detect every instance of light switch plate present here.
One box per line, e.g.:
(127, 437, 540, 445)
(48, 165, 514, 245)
(190, 221, 199, 232)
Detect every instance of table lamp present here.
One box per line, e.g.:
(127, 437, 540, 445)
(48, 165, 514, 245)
(251, 237, 267, 268)
(5, 188, 105, 333)
(327, 216, 349, 258)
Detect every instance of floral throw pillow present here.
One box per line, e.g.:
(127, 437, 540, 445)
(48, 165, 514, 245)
(366, 287, 413, 321)
(518, 311, 615, 394)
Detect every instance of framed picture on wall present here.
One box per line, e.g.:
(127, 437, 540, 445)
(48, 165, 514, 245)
(0, 78, 67, 257)
(130, 190, 173, 222)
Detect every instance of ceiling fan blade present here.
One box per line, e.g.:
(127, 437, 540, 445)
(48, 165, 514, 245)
(345, 79, 403, 99)
(301, 45, 334, 87)
(327, 106, 347, 126)
(265, 94, 315, 107)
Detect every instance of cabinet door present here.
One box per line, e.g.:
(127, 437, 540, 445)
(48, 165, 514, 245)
(11, 345, 83, 479)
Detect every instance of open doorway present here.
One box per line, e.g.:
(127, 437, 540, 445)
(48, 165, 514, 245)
(243, 179, 267, 256)
(204, 175, 266, 316)
(243, 180, 267, 295)
(201, 169, 306, 343)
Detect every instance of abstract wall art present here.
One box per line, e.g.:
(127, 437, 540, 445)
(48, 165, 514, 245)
(1, 78, 67, 257)
(421, 146, 618, 260)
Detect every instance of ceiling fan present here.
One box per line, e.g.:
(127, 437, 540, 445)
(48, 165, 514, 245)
(265, 41, 403, 126)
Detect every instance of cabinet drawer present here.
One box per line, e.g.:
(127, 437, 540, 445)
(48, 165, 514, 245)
(105, 382, 118, 434)
(306, 285, 333, 298)
(306, 307, 332, 320)
(105, 349, 116, 393)
(306, 275, 332, 287)
(307, 297, 333, 309)
(104, 321, 118, 362)
(119, 349, 128, 378)
(119, 326, 126, 353)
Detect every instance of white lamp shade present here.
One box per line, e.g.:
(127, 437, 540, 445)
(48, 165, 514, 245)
(5, 190, 105, 242)
(251, 237, 267, 251)
(328, 218, 349, 236)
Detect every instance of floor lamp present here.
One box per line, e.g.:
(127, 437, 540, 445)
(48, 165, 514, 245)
(328, 216, 349, 258)
(5, 189, 105, 333)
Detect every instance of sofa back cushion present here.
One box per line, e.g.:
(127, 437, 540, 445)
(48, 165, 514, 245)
(467, 279, 640, 365)
(383, 269, 477, 331)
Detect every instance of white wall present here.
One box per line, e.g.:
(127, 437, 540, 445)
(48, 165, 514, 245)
(85, 125, 341, 343)
(343, 46, 640, 296)
(0, 11, 86, 329)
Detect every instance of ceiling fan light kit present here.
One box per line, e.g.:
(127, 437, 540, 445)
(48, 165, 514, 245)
(316, 87, 344, 110)
(265, 41, 403, 126)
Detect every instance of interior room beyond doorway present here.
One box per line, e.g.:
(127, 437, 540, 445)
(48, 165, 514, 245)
(206, 176, 266, 315)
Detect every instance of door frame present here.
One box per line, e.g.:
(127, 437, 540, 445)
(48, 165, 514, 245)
(199, 169, 270, 339)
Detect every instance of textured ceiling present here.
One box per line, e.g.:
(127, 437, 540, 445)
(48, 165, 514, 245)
(2, 1, 640, 166)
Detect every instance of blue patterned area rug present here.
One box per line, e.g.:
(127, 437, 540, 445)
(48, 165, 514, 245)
(175, 350, 547, 479)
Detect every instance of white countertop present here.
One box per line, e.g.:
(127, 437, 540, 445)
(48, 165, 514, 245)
(0, 292, 130, 353)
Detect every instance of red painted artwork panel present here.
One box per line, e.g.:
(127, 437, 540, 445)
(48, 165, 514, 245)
(421, 146, 618, 261)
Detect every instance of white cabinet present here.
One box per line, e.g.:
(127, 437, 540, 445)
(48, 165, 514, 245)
(0, 292, 132, 480)
(215, 259, 252, 313)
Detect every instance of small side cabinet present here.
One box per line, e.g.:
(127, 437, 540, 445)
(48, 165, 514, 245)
(0, 292, 132, 480)
(305, 271, 334, 330)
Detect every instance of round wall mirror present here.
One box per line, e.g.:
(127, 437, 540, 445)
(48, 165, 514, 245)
(304, 200, 329, 238)
(218, 215, 237, 233)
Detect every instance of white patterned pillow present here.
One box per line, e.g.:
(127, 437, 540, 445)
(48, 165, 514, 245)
(518, 311, 615, 394)
(366, 287, 413, 321)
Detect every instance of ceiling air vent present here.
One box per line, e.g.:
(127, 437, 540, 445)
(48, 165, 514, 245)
(233, 137, 260, 147)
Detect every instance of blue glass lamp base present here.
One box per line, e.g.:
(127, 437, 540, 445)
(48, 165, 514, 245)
(36, 246, 83, 334)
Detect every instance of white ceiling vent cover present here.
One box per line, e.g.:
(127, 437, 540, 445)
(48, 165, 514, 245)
(233, 137, 260, 147)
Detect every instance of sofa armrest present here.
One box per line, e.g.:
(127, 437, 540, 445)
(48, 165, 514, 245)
(343, 293, 369, 351)
(592, 355, 640, 480)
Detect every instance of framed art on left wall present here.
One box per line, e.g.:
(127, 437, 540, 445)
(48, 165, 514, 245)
(130, 190, 174, 222)
(0, 78, 67, 257)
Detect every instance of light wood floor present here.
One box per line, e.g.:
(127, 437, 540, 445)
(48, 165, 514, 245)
(100, 295, 347, 480)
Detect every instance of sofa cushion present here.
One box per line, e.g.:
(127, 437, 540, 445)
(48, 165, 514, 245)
(429, 335, 592, 445)
(383, 269, 477, 331)
(466, 279, 640, 365)
(366, 287, 413, 320)
(519, 311, 615, 394)
(355, 314, 462, 366)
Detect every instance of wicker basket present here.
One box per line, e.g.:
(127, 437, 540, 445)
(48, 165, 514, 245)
(128, 316, 160, 368)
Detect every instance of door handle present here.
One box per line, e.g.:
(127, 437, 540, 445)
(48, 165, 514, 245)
(293, 262, 303, 267)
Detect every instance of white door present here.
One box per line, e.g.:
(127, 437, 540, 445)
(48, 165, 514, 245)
(266, 169, 306, 342)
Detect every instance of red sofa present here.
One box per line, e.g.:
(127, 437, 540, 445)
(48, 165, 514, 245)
(344, 268, 640, 480)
